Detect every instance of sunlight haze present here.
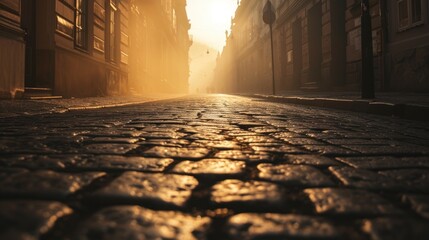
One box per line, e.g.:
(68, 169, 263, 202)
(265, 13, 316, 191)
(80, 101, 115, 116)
(187, 0, 239, 51)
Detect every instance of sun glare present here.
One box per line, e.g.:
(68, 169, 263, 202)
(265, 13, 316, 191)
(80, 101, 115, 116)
(187, 0, 239, 93)
(187, 0, 238, 51)
(210, 2, 233, 27)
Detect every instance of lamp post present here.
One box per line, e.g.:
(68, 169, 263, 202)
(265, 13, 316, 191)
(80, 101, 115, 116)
(361, 0, 375, 99)
(263, 0, 276, 95)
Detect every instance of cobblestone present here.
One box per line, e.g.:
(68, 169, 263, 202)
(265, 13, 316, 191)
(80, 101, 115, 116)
(379, 169, 429, 193)
(235, 135, 281, 143)
(74, 156, 174, 172)
(83, 144, 139, 154)
(0, 155, 78, 170)
(172, 159, 246, 177)
(227, 213, 338, 239)
(257, 164, 334, 187)
(301, 144, 359, 156)
(213, 150, 273, 162)
(0, 170, 104, 199)
(402, 194, 429, 219)
(362, 218, 429, 240)
(89, 137, 140, 144)
(0, 201, 72, 239)
(343, 144, 429, 155)
(91, 172, 198, 208)
(71, 206, 211, 240)
(211, 180, 284, 208)
(285, 154, 341, 166)
(1, 95, 429, 239)
(304, 188, 402, 216)
(251, 144, 304, 154)
(143, 146, 210, 159)
(189, 140, 241, 149)
(336, 156, 429, 170)
(329, 166, 401, 191)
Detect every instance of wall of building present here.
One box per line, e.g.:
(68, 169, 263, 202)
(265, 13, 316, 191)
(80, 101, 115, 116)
(2, 0, 191, 99)
(11, 0, 131, 98)
(51, 0, 130, 97)
(345, 0, 383, 90)
(216, 0, 429, 93)
(129, 0, 191, 94)
(387, 0, 429, 91)
(0, 0, 25, 99)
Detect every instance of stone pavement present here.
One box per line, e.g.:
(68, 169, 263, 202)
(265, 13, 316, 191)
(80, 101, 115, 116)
(0, 94, 182, 118)
(252, 91, 429, 121)
(0, 94, 429, 240)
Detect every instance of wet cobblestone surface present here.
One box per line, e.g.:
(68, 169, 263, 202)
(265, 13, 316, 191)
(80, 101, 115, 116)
(1, 95, 429, 239)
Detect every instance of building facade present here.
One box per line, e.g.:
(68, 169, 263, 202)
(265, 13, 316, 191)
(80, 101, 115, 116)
(0, 0, 25, 98)
(129, 0, 191, 94)
(18, 0, 131, 98)
(0, 0, 131, 98)
(215, 0, 429, 94)
(1, 0, 191, 99)
(385, 0, 429, 91)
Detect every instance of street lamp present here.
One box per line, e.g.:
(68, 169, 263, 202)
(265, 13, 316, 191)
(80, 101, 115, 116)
(263, 0, 276, 95)
(361, 0, 375, 99)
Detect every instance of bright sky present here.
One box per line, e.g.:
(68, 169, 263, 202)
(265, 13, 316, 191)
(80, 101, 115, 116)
(187, 0, 239, 51)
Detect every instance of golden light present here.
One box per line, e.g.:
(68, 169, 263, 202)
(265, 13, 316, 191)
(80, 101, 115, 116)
(209, 1, 235, 28)
(187, 0, 239, 94)
(187, 0, 238, 51)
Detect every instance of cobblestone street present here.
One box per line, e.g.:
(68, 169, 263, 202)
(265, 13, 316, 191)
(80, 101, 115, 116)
(1, 94, 429, 240)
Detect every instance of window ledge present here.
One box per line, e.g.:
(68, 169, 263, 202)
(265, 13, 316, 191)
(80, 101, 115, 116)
(398, 21, 424, 32)
(74, 46, 90, 54)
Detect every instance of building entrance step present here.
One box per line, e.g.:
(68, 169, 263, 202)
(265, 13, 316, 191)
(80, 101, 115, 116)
(23, 88, 63, 100)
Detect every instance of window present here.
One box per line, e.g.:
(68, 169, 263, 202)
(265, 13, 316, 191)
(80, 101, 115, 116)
(56, 15, 74, 38)
(109, 0, 117, 62)
(397, 0, 423, 30)
(411, 0, 422, 23)
(75, 0, 87, 49)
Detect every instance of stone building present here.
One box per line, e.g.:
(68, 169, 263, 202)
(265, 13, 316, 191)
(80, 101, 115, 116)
(0, 0, 25, 98)
(214, 0, 429, 94)
(0, 0, 131, 98)
(385, 0, 429, 91)
(1, 0, 191, 99)
(18, 0, 131, 98)
(129, 0, 192, 94)
(214, 0, 272, 94)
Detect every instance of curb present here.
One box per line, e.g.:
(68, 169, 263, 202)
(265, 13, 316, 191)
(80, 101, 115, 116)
(251, 94, 429, 122)
(0, 95, 185, 119)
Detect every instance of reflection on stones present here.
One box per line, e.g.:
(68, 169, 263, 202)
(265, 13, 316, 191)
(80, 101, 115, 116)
(72, 206, 211, 240)
(172, 158, 246, 177)
(92, 172, 198, 207)
(227, 213, 338, 239)
(211, 179, 283, 207)
(0, 201, 72, 239)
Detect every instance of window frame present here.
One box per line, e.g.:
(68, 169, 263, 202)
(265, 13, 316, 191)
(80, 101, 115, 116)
(108, 0, 118, 63)
(74, 0, 88, 50)
(397, 0, 424, 32)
